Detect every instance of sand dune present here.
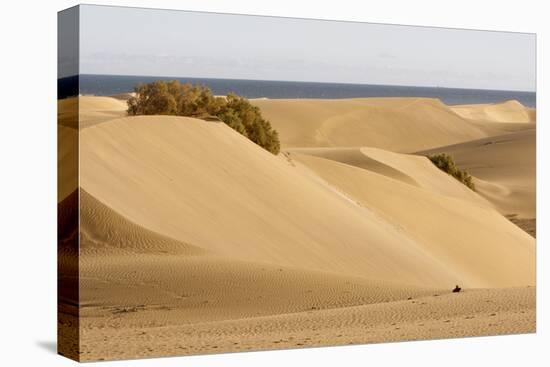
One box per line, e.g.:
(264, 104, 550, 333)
(58, 96, 128, 129)
(58, 189, 79, 301)
(80, 108, 535, 288)
(292, 153, 534, 288)
(64, 96, 536, 361)
(58, 97, 79, 202)
(77, 186, 456, 362)
(80, 189, 205, 257)
(77, 184, 534, 362)
(79, 95, 128, 128)
(418, 129, 536, 219)
(451, 100, 535, 124)
(80, 114, 460, 287)
(289, 147, 491, 207)
(57, 96, 125, 201)
(251, 97, 526, 152)
(109, 92, 136, 101)
(80, 190, 442, 321)
(57, 126, 78, 202)
(58, 97, 79, 128)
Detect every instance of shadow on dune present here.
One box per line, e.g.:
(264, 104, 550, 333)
(58, 188, 80, 360)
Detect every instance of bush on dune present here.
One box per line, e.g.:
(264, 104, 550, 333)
(427, 153, 476, 191)
(127, 80, 280, 154)
(127, 81, 177, 115)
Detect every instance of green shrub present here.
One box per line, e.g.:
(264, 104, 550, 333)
(127, 81, 280, 154)
(127, 81, 177, 115)
(427, 153, 475, 191)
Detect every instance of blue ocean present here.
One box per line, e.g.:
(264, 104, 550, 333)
(73, 74, 536, 107)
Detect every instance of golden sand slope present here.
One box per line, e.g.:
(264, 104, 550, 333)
(58, 96, 128, 129)
(58, 97, 79, 128)
(80, 115, 458, 287)
(77, 189, 534, 362)
(79, 96, 128, 129)
(80, 189, 204, 257)
(289, 147, 490, 208)
(77, 188, 445, 361)
(292, 153, 534, 287)
(451, 100, 535, 124)
(57, 98, 78, 202)
(58, 125, 78, 202)
(251, 97, 522, 151)
(57, 96, 127, 201)
(419, 129, 535, 218)
(80, 190, 442, 321)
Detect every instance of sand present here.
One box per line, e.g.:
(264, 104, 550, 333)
(250, 97, 532, 152)
(290, 153, 534, 288)
(79, 287, 535, 361)
(450, 100, 536, 124)
(57, 98, 79, 202)
(81, 115, 465, 286)
(288, 147, 492, 207)
(79, 95, 128, 129)
(418, 129, 536, 219)
(59, 96, 536, 361)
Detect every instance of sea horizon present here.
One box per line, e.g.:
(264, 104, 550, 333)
(59, 74, 536, 107)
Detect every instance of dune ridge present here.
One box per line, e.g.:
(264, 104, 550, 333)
(79, 96, 128, 128)
(289, 146, 491, 207)
(450, 100, 535, 124)
(251, 97, 530, 152)
(418, 129, 535, 219)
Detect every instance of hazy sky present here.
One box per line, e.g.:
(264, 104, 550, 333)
(78, 5, 536, 91)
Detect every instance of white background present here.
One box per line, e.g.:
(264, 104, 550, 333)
(0, 0, 547, 365)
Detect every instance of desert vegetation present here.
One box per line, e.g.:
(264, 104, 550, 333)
(127, 80, 280, 154)
(427, 153, 475, 191)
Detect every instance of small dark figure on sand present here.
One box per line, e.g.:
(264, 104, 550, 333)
(452, 285, 462, 293)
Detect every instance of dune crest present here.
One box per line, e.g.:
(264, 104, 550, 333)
(290, 146, 491, 207)
(451, 100, 535, 124)
(419, 129, 535, 218)
(79, 95, 128, 128)
(251, 97, 522, 152)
